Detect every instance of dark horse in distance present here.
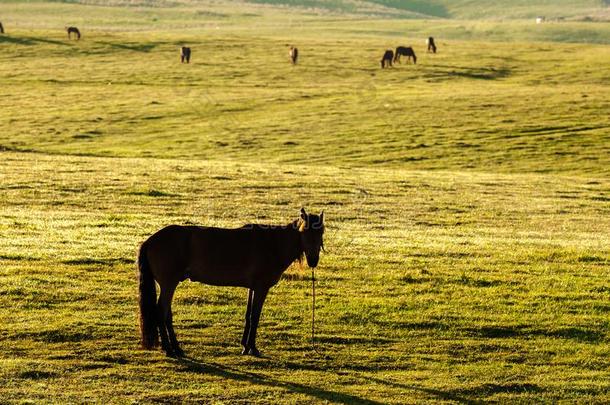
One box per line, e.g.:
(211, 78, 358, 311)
(66, 26, 81, 40)
(394, 46, 417, 64)
(0, 22, 4, 34)
(381, 49, 394, 68)
(289, 46, 298, 64)
(427, 37, 437, 53)
(138, 208, 325, 357)
(180, 46, 191, 63)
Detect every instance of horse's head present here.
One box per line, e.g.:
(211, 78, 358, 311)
(297, 208, 324, 268)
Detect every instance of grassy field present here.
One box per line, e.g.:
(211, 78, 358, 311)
(1, 1, 610, 403)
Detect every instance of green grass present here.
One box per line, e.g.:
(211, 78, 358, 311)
(1, 27, 609, 174)
(1, 152, 609, 403)
(1, 1, 609, 403)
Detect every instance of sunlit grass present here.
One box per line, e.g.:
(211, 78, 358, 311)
(1, 152, 608, 402)
(0, 2, 609, 403)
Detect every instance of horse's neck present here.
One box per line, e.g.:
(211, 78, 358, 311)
(273, 223, 303, 268)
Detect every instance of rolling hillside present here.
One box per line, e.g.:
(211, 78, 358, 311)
(1, 2, 609, 403)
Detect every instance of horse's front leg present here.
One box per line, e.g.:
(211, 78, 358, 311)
(241, 289, 254, 354)
(244, 288, 269, 357)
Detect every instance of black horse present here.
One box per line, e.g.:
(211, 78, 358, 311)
(180, 46, 191, 63)
(427, 37, 437, 53)
(66, 26, 81, 40)
(394, 46, 417, 64)
(0, 22, 4, 34)
(138, 208, 325, 357)
(289, 46, 298, 64)
(381, 50, 394, 68)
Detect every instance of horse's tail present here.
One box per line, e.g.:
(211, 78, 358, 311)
(138, 241, 159, 349)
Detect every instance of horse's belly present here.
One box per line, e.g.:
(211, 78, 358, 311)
(187, 264, 250, 288)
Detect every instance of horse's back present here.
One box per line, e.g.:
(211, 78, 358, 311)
(144, 225, 271, 288)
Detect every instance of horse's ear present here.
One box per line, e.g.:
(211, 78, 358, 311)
(300, 208, 307, 219)
(319, 210, 324, 223)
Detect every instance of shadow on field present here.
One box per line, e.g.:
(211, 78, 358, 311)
(425, 65, 511, 81)
(365, 376, 483, 405)
(0, 36, 70, 46)
(177, 357, 384, 404)
(95, 41, 163, 53)
(469, 325, 605, 342)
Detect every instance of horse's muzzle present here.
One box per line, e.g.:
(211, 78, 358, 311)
(307, 257, 319, 268)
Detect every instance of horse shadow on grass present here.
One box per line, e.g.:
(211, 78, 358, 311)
(176, 356, 482, 404)
(176, 356, 384, 404)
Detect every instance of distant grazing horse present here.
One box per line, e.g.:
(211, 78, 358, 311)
(0, 22, 4, 34)
(66, 26, 81, 40)
(289, 46, 298, 64)
(381, 50, 394, 68)
(427, 37, 437, 53)
(138, 208, 325, 357)
(394, 46, 417, 64)
(180, 46, 191, 63)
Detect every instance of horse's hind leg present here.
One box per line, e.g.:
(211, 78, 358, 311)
(166, 303, 183, 357)
(157, 283, 178, 357)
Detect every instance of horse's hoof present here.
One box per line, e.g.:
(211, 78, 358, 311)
(174, 347, 185, 357)
(248, 347, 261, 357)
(165, 350, 176, 358)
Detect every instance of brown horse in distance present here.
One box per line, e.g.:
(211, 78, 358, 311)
(394, 46, 417, 64)
(381, 50, 394, 68)
(427, 37, 437, 53)
(138, 208, 325, 357)
(289, 46, 298, 64)
(66, 26, 81, 40)
(180, 46, 191, 63)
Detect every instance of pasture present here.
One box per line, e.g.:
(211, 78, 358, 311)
(1, 1, 609, 403)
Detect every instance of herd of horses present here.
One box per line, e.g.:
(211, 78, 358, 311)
(381, 37, 437, 68)
(0, 23, 437, 69)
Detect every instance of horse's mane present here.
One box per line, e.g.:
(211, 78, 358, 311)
(238, 220, 304, 263)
